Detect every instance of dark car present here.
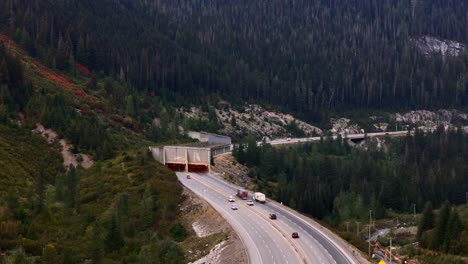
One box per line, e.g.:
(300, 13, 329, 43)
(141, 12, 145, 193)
(269, 213, 277, 220)
(292, 232, 299, 238)
(186, 174, 191, 179)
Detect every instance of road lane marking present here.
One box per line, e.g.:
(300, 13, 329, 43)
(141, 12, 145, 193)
(188, 173, 311, 263)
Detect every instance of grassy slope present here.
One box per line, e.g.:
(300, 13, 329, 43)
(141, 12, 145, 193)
(0, 34, 193, 263)
(0, 125, 63, 197)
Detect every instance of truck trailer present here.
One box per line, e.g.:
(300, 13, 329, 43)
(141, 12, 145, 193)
(254, 192, 266, 203)
(237, 189, 248, 200)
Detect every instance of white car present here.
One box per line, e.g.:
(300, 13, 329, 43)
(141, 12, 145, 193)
(231, 204, 238, 210)
(228, 196, 235, 202)
(247, 200, 254, 206)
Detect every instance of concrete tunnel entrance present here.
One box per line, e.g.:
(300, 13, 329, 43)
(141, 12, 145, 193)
(150, 146, 212, 173)
(164, 163, 209, 172)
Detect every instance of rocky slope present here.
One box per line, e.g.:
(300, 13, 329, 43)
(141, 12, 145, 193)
(180, 188, 247, 264)
(330, 109, 468, 135)
(183, 104, 468, 141)
(181, 103, 322, 139)
(413, 36, 465, 57)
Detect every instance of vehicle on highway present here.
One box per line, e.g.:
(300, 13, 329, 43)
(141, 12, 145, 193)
(287, 137, 291, 141)
(254, 192, 266, 203)
(228, 195, 235, 202)
(237, 189, 249, 200)
(269, 213, 277, 220)
(231, 204, 238, 210)
(247, 200, 254, 206)
(291, 232, 299, 238)
(186, 174, 191, 179)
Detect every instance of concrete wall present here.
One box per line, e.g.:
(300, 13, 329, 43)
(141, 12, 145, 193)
(149, 147, 164, 164)
(150, 146, 211, 171)
(187, 131, 232, 145)
(211, 144, 232, 157)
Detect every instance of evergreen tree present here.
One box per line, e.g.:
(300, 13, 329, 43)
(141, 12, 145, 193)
(90, 222, 104, 264)
(106, 212, 124, 252)
(34, 162, 46, 213)
(431, 201, 451, 250)
(443, 209, 464, 253)
(417, 202, 435, 241)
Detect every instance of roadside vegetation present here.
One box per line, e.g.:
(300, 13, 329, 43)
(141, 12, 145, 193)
(0, 31, 194, 263)
(234, 129, 468, 260)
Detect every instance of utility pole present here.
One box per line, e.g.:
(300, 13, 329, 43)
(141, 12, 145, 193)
(466, 192, 468, 207)
(413, 203, 416, 219)
(346, 221, 349, 232)
(369, 210, 372, 257)
(356, 222, 361, 236)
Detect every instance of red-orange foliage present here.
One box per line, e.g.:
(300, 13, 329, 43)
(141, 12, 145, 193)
(76, 63, 91, 76)
(0, 33, 19, 49)
(74, 89, 86, 97)
(0, 32, 105, 114)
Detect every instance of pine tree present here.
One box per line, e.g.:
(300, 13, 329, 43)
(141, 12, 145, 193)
(90, 222, 104, 264)
(55, 173, 65, 202)
(417, 202, 435, 241)
(106, 212, 124, 251)
(35, 161, 46, 213)
(443, 209, 464, 253)
(65, 167, 80, 211)
(431, 201, 451, 250)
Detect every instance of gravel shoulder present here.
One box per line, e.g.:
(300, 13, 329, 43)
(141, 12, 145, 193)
(179, 187, 247, 264)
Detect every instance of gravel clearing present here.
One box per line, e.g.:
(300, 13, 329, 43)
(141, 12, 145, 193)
(33, 123, 94, 170)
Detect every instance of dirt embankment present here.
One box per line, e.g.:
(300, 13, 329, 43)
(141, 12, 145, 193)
(211, 154, 252, 190)
(179, 187, 247, 264)
(32, 124, 94, 170)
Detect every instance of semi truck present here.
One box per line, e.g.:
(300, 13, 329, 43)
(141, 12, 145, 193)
(237, 189, 249, 200)
(254, 192, 266, 203)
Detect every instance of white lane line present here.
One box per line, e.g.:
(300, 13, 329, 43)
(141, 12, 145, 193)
(188, 174, 308, 264)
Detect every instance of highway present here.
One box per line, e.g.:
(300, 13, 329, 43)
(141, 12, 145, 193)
(177, 172, 368, 264)
(263, 130, 411, 146)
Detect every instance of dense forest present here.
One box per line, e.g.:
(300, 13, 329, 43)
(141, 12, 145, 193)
(0, 12, 201, 263)
(234, 127, 467, 220)
(0, 129, 187, 263)
(417, 202, 467, 256)
(1, 0, 467, 122)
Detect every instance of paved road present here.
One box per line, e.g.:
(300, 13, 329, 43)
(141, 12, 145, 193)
(177, 172, 302, 264)
(264, 130, 411, 146)
(178, 172, 367, 264)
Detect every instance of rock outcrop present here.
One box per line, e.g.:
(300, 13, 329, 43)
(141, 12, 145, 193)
(413, 36, 465, 57)
(181, 103, 322, 139)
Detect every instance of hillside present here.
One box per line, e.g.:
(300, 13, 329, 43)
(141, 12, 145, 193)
(0, 125, 63, 197)
(0, 25, 241, 263)
(1, 0, 467, 123)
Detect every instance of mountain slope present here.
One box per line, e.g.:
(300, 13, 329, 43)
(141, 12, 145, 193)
(1, 0, 467, 122)
(0, 26, 204, 263)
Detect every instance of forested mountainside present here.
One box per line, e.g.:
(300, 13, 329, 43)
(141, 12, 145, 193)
(0, 22, 203, 263)
(1, 0, 467, 122)
(234, 128, 468, 257)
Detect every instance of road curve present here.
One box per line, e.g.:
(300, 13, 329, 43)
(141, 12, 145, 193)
(178, 171, 369, 264)
(177, 172, 303, 264)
